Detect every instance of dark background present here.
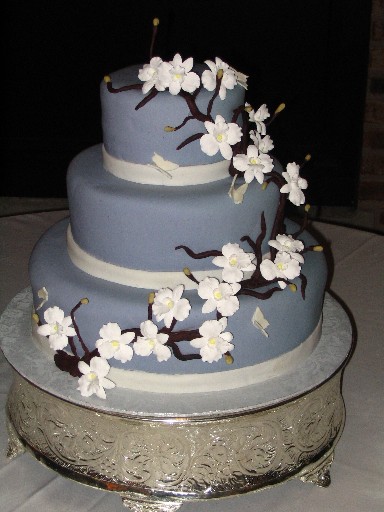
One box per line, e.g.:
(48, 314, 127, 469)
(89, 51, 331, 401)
(3, 0, 372, 206)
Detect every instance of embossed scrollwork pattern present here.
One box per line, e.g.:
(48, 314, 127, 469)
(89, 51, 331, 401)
(7, 372, 345, 501)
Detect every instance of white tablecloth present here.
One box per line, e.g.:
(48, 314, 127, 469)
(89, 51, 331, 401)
(1, 211, 383, 511)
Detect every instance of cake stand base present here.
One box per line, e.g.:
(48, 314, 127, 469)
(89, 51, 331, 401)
(1, 290, 353, 511)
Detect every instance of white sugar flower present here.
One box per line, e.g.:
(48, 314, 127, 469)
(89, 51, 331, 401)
(200, 115, 242, 160)
(190, 318, 234, 363)
(212, 243, 256, 283)
(77, 356, 115, 399)
(202, 57, 237, 99)
(138, 57, 169, 94)
(250, 131, 274, 154)
(198, 277, 241, 317)
(247, 103, 270, 135)
(158, 53, 200, 95)
(37, 306, 76, 350)
(268, 234, 304, 263)
(134, 320, 171, 362)
(152, 284, 191, 328)
(95, 322, 134, 363)
(260, 252, 302, 289)
(280, 162, 308, 206)
(233, 144, 274, 184)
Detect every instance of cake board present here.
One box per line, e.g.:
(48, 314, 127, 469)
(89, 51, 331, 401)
(0, 289, 353, 512)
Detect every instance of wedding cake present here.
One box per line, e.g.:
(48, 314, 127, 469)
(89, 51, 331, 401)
(29, 25, 327, 399)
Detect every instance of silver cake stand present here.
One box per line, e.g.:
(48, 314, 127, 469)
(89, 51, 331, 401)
(0, 289, 353, 512)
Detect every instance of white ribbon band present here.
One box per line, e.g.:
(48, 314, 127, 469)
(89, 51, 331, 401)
(102, 145, 230, 186)
(67, 226, 224, 290)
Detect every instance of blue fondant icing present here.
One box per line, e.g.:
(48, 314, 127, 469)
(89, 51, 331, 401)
(29, 218, 327, 376)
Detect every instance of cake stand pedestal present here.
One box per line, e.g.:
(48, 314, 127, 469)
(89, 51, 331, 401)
(1, 290, 353, 512)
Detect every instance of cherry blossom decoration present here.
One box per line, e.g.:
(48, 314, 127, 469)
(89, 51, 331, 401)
(212, 243, 256, 283)
(37, 306, 76, 350)
(198, 277, 241, 316)
(233, 144, 274, 184)
(200, 115, 242, 160)
(138, 57, 168, 94)
(152, 284, 191, 328)
(77, 356, 115, 399)
(133, 320, 171, 362)
(260, 251, 302, 289)
(280, 162, 308, 206)
(158, 53, 200, 95)
(269, 234, 304, 263)
(190, 318, 234, 363)
(202, 58, 238, 99)
(247, 103, 270, 135)
(95, 322, 135, 363)
(250, 132, 274, 154)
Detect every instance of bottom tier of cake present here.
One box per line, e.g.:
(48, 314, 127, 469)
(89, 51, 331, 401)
(28, 217, 327, 394)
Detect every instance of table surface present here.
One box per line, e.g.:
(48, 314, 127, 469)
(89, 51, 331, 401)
(1, 211, 383, 512)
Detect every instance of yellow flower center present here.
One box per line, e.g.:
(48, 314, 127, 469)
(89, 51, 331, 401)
(208, 337, 217, 346)
(111, 340, 120, 348)
(213, 289, 223, 300)
(277, 262, 286, 271)
(87, 372, 97, 381)
(250, 157, 258, 165)
(216, 133, 224, 143)
(166, 299, 174, 310)
(148, 339, 156, 349)
(174, 73, 182, 80)
(229, 255, 238, 266)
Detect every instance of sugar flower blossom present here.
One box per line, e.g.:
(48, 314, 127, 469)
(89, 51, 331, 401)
(260, 251, 302, 289)
(268, 234, 304, 263)
(37, 306, 76, 350)
(200, 115, 242, 160)
(233, 144, 274, 184)
(95, 322, 135, 363)
(190, 318, 234, 363)
(280, 162, 308, 206)
(250, 131, 274, 154)
(134, 320, 171, 362)
(246, 103, 270, 135)
(198, 277, 241, 317)
(138, 57, 168, 94)
(152, 284, 191, 328)
(212, 243, 256, 283)
(158, 53, 200, 95)
(77, 356, 115, 399)
(202, 58, 237, 99)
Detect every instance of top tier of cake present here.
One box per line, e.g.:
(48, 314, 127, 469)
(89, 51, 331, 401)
(101, 62, 245, 168)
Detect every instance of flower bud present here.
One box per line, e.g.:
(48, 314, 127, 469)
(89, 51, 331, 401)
(32, 313, 39, 324)
(103, 75, 111, 84)
(217, 68, 224, 80)
(313, 245, 324, 252)
(289, 283, 297, 293)
(164, 126, 175, 132)
(225, 354, 234, 365)
(153, 18, 160, 26)
(80, 298, 89, 305)
(148, 292, 155, 304)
